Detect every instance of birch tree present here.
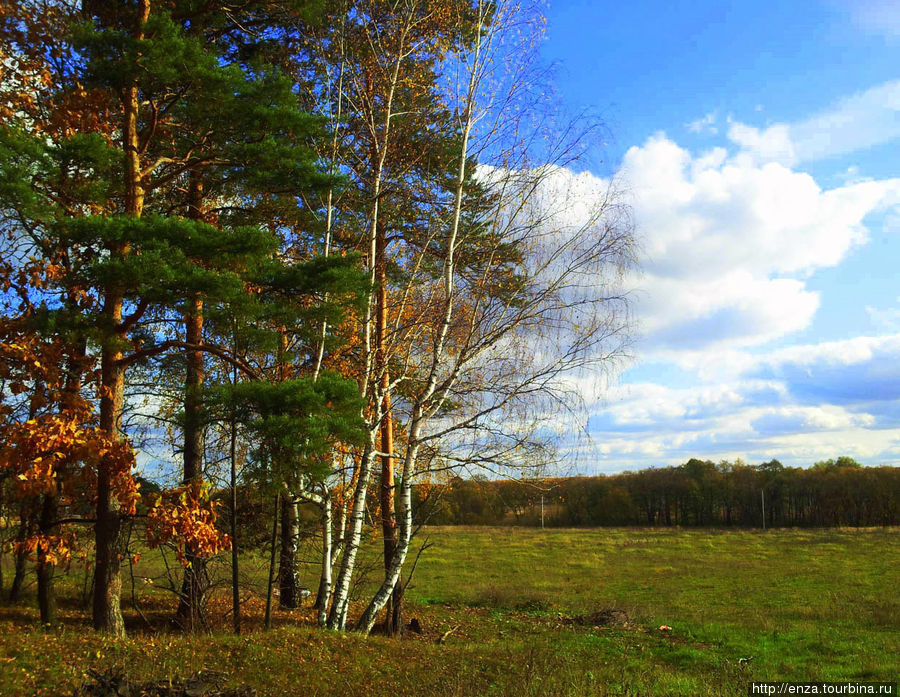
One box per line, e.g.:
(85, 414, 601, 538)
(350, 0, 633, 634)
(293, 0, 633, 634)
(294, 0, 478, 632)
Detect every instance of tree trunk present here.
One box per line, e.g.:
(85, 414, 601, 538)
(92, 0, 148, 636)
(327, 15, 405, 632)
(357, 435, 418, 634)
(36, 493, 57, 625)
(8, 512, 28, 602)
(229, 401, 241, 634)
(375, 218, 401, 635)
(176, 282, 207, 627)
(9, 494, 31, 603)
(93, 332, 127, 637)
(313, 488, 332, 626)
(358, 15, 485, 633)
(380, 413, 402, 633)
(0, 482, 4, 596)
(264, 492, 279, 630)
(327, 441, 375, 630)
(278, 494, 300, 609)
(36, 334, 87, 625)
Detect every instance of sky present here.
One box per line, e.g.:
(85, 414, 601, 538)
(538, 0, 900, 472)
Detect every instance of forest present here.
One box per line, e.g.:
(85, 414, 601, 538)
(0, 0, 634, 638)
(420, 458, 900, 528)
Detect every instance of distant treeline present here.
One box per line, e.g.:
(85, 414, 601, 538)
(415, 458, 900, 528)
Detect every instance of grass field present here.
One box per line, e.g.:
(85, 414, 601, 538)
(0, 527, 897, 696)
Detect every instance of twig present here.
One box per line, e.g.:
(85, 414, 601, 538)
(401, 537, 433, 598)
(438, 624, 460, 644)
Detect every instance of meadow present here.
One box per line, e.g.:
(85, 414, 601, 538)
(0, 527, 896, 696)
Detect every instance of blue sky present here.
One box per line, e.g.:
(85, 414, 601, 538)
(538, 0, 900, 471)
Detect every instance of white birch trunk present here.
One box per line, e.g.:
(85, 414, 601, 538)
(355, 1, 489, 634)
(316, 489, 333, 626)
(327, 438, 377, 629)
(327, 7, 417, 631)
(356, 425, 421, 633)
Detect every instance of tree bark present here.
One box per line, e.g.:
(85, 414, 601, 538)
(176, 170, 207, 630)
(36, 493, 56, 625)
(92, 0, 149, 637)
(38, 333, 87, 625)
(93, 324, 127, 636)
(0, 482, 4, 596)
(375, 217, 401, 634)
(357, 434, 419, 634)
(358, 7, 485, 634)
(278, 495, 300, 609)
(326, 9, 409, 632)
(8, 510, 28, 602)
(327, 441, 375, 630)
(229, 397, 241, 634)
(264, 492, 279, 630)
(313, 488, 332, 626)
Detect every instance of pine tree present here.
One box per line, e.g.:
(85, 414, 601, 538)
(0, 0, 368, 634)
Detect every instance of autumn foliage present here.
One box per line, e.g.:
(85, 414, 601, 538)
(2, 0, 634, 641)
(0, 334, 227, 569)
(145, 482, 231, 566)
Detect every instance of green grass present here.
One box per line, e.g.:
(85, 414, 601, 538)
(1, 527, 896, 696)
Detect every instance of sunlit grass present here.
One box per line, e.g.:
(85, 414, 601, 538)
(1, 526, 896, 696)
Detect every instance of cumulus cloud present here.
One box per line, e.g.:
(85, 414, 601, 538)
(618, 134, 899, 352)
(753, 334, 900, 405)
(727, 121, 795, 165)
(727, 80, 900, 165)
(539, 83, 900, 472)
(592, 380, 787, 432)
(587, 333, 900, 469)
(753, 429, 900, 464)
(750, 406, 875, 436)
(583, 366, 899, 471)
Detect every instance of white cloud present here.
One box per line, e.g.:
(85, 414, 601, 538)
(619, 134, 899, 353)
(727, 79, 900, 164)
(584, 368, 898, 471)
(686, 111, 718, 135)
(667, 333, 900, 400)
(753, 429, 900, 463)
(727, 121, 795, 165)
(762, 333, 900, 369)
(598, 380, 783, 427)
(867, 301, 900, 332)
(792, 80, 900, 160)
(536, 82, 900, 472)
(750, 405, 875, 435)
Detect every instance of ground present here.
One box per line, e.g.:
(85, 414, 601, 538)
(0, 527, 896, 696)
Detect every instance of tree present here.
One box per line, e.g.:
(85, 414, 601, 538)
(295, 0, 634, 634)
(293, 0, 485, 632)
(2, 0, 635, 639)
(0, 0, 364, 635)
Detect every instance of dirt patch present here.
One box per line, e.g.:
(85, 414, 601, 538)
(563, 608, 631, 628)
